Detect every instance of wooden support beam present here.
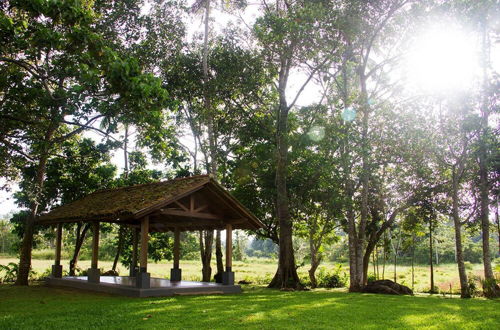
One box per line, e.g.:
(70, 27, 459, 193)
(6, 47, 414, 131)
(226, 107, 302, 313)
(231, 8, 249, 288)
(55, 223, 62, 266)
(173, 228, 180, 269)
(174, 200, 189, 211)
(139, 216, 149, 272)
(160, 209, 221, 220)
(194, 204, 208, 212)
(91, 222, 100, 269)
(190, 194, 195, 211)
(226, 224, 232, 270)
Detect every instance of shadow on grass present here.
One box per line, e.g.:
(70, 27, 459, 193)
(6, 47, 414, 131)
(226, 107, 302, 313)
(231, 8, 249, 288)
(0, 284, 498, 329)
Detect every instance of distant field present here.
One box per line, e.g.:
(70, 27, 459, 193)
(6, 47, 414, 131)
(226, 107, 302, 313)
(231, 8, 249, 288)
(0, 256, 491, 293)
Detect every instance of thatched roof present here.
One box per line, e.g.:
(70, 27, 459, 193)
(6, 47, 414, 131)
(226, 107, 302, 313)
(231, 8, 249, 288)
(37, 175, 264, 231)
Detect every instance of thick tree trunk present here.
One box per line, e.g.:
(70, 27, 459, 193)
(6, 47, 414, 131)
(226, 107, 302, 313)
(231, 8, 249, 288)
(356, 72, 370, 290)
(199, 230, 213, 282)
(347, 194, 361, 291)
(69, 223, 90, 276)
(269, 62, 301, 289)
(308, 234, 321, 288)
(451, 172, 470, 298)
(16, 125, 56, 285)
(214, 230, 223, 282)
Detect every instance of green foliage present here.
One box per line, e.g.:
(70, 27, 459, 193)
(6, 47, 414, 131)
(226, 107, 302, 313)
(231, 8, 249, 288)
(316, 265, 348, 288)
(481, 278, 500, 298)
(0, 262, 35, 283)
(0, 262, 18, 283)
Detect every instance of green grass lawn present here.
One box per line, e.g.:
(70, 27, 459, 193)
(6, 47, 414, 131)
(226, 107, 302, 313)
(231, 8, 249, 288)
(0, 284, 498, 329)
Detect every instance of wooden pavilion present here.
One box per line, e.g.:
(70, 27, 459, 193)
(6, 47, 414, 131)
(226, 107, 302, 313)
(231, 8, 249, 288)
(37, 175, 264, 297)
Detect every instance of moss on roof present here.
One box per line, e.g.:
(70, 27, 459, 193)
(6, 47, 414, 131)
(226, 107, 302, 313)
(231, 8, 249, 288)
(38, 175, 210, 223)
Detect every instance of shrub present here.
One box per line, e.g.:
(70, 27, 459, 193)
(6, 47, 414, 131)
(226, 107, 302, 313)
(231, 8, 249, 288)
(0, 262, 18, 283)
(464, 261, 473, 271)
(482, 278, 500, 298)
(0, 262, 36, 283)
(468, 276, 480, 297)
(366, 273, 376, 283)
(317, 265, 347, 288)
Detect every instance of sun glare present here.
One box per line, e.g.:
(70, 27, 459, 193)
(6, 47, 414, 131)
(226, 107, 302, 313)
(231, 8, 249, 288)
(406, 25, 479, 94)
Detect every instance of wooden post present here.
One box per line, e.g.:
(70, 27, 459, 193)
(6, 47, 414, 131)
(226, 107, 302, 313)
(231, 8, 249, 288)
(173, 227, 180, 269)
(136, 216, 151, 288)
(51, 223, 63, 278)
(170, 227, 182, 281)
(55, 223, 62, 266)
(87, 222, 100, 283)
(225, 224, 232, 271)
(91, 222, 100, 269)
(223, 224, 234, 285)
(130, 227, 139, 276)
(139, 216, 149, 272)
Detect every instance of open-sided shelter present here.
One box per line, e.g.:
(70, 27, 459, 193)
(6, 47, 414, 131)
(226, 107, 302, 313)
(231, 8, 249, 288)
(37, 175, 264, 297)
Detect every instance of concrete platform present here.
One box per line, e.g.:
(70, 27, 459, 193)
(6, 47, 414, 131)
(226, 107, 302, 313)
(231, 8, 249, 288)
(46, 276, 242, 297)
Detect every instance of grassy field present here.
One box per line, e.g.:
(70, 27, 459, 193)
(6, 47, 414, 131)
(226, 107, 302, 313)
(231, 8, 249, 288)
(0, 257, 491, 294)
(0, 283, 498, 329)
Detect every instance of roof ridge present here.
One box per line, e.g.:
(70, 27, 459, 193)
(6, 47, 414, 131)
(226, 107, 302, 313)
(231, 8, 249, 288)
(88, 174, 210, 195)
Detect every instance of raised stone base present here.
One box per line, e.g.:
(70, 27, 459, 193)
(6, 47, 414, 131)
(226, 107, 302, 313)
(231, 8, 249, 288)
(51, 264, 63, 278)
(170, 268, 182, 282)
(87, 268, 100, 283)
(222, 271, 235, 285)
(136, 271, 151, 289)
(46, 276, 242, 297)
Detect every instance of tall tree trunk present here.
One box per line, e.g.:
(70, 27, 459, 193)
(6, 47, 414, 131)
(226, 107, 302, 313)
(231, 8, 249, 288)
(496, 197, 499, 256)
(411, 234, 415, 291)
(112, 226, 125, 272)
(112, 125, 129, 272)
(357, 72, 370, 289)
(308, 231, 320, 288)
(382, 234, 386, 279)
(393, 251, 398, 283)
(214, 230, 223, 282)
(269, 59, 301, 289)
(199, 230, 213, 282)
(478, 11, 496, 287)
(429, 220, 435, 293)
(372, 251, 376, 280)
(347, 197, 361, 291)
(16, 125, 56, 285)
(200, 0, 219, 280)
(69, 223, 90, 276)
(451, 170, 470, 298)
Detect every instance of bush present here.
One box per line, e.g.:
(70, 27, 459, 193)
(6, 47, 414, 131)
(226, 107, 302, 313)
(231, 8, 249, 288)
(366, 273, 376, 283)
(317, 265, 347, 288)
(0, 262, 36, 283)
(0, 262, 18, 283)
(482, 278, 500, 298)
(468, 275, 480, 297)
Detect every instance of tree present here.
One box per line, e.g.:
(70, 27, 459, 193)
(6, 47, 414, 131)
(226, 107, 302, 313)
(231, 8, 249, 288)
(254, 0, 341, 289)
(0, 0, 174, 285)
(164, 31, 270, 281)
